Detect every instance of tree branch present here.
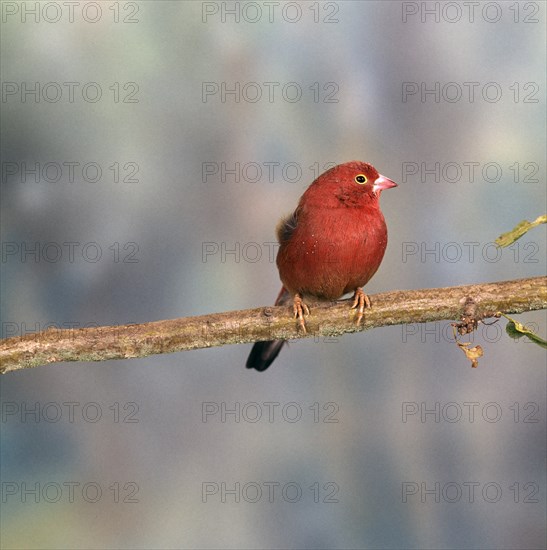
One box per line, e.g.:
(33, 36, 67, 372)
(1, 276, 545, 374)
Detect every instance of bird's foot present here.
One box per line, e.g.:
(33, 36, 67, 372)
(350, 287, 371, 325)
(293, 293, 310, 333)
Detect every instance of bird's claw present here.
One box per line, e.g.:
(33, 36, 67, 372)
(293, 293, 310, 333)
(350, 287, 371, 325)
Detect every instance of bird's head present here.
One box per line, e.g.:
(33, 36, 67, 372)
(303, 161, 397, 208)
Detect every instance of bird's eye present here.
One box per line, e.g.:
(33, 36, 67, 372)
(355, 174, 367, 184)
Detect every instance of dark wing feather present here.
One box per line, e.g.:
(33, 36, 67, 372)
(276, 208, 299, 244)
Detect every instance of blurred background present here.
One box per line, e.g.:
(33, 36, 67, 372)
(1, 1, 545, 548)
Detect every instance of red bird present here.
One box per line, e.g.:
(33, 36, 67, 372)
(246, 161, 397, 371)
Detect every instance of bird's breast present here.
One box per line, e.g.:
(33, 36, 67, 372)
(276, 206, 388, 300)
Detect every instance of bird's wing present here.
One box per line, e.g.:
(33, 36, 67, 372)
(275, 207, 299, 244)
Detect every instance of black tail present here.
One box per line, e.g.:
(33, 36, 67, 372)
(246, 339, 286, 371)
(246, 287, 290, 372)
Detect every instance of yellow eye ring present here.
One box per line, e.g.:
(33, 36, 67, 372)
(355, 174, 367, 184)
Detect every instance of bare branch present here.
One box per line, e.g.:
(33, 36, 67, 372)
(1, 276, 545, 374)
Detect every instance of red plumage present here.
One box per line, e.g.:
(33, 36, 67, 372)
(246, 161, 397, 371)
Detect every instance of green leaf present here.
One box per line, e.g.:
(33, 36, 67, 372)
(495, 215, 546, 248)
(501, 314, 547, 349)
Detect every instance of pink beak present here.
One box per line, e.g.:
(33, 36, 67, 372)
(373, 174, 398, 195)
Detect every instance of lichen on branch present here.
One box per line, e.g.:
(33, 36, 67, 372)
(0, 276, 545, 374)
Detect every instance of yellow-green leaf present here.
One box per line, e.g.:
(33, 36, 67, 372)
(501, 313, 547, 349)
(495, 215, 546, 248)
